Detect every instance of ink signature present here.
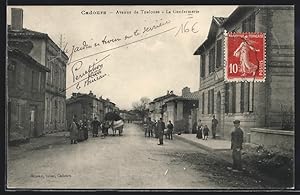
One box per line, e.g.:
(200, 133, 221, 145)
(62, 19, 173, 65)
(71, 54, 110, 90)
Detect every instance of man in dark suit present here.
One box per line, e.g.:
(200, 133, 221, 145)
(91, 117, 100, 137)
(157, 118, 165, 145)
(230, 120, 244, 172)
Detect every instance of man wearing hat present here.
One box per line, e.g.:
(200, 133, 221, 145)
(230, 120, 244, 172)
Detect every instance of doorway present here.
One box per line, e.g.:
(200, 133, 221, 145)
(29, 105, 38, 137)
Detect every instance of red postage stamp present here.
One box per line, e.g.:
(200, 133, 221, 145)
(224, 32, 266, 82)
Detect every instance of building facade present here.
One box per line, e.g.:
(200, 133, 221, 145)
(8, 8, 69, 134)
(165, 87, 200, 133)
(7, 47, 50, 142)
(149, 91, 177, 123)
(194, 6, 294, 140)
(66, 91, 118, 127)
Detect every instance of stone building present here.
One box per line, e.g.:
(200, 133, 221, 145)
(164, 87, 200, 133)
(8, 8, 69, 134)
(7, 47, 50, 142)
(66, 91, 119, 127)
(149, 91, 177, 123)
(66, 91, 105, 126)
(193, 6, 294, 140)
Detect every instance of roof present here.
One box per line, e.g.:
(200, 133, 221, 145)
(8, 25, 69, 60)
(67, 93, 116, 106)
(66, 93, 99, 104)
(213, 17, 227, 26)
(8, 47, 50, 72)
(8, 25, 48, 38)
(152, 93, 178, 103)
(165, 91, 200, 103)
(221, 6, 255, 29)
(194, 16, 228, 55)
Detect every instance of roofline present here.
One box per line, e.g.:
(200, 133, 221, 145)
(67, 94, 117, 105)
(165, 97, 199, 104)
(8, 27, 69, 60)
(8, 48, 50, 72)
(152, 94, 177, 102)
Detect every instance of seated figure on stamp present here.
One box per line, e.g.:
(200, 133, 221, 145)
(233, 35, 260, 76)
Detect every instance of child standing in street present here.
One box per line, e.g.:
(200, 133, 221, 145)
(203, 125, 210, 140)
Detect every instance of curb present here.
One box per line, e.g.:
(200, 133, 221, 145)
(174, 134, 215, 152)
(174, 134, 232, 163)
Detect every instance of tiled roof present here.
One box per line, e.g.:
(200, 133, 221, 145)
(8, 25, 69, 60)
(8, 47, 50, 72)
(165, 91, 200, 103)
(152, 93, 178, 102)
(8, 25, 48, 38)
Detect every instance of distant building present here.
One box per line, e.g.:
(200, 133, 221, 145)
(7, 47, 50, 142)
(193, 6, 294, 140)
(104, 98, 118, 114)
(149, 91, 177, 123)
(66, 91, 105, 126)
(8, 8, 69, 134)
(119, 110, 135, 122)
(66, 91, 118, 127)
(165, 87, 200, 133)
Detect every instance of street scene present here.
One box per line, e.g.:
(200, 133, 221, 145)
(7, 123, 289, 189)
(6, 5, 294, 190)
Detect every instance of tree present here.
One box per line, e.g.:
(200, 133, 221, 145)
(132, 97, 151, 120)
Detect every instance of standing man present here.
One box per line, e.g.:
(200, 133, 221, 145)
(230, 120, 244, 172)
(153, 120, 158, 138)
(91, 117, 100, 137)
(82, 117, 89, 140)
(148, 118, 154, 137)
(211, 115, 219, 139)
(167, 121, 174, 140)
(157, 118, 165, 145)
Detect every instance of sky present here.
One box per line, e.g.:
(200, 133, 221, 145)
(7, 5, 237, 110)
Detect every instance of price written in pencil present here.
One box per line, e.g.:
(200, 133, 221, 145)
(174, 21, 199, 37)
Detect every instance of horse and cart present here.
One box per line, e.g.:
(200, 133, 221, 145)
(104, 112, 124, 136)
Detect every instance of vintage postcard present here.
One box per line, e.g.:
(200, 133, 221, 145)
(5, 5, 295, 190)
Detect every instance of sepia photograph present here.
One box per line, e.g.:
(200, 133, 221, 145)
(5, 4, 295, 190)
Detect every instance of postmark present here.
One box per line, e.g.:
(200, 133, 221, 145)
(224, 32, 266, 82)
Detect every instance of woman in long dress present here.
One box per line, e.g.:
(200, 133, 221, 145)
(196, 120, 203, 139)
(233, 35, 260, 76)
(70, 118, 78, 144)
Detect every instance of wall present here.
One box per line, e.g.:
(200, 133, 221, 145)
(7, 55, 46, 140)
(44, 39, 68, 133)
(250, 128, 294, 150)
(266, 8, 295, 128)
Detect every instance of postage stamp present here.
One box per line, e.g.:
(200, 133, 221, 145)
(224, 32, 266, 82)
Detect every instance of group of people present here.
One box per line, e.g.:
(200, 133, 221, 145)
(195, 115, 244, 172)
(69, 115, 113, 144)
(195, 115, 219, 140)
(144, 117, 174, 145)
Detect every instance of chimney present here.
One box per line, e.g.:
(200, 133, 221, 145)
(11, 8, 23, 31)
(182, 87, 191, 97)
(167, 90, 169, 95)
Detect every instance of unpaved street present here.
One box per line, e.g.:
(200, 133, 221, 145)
(7, 123, 273, 189)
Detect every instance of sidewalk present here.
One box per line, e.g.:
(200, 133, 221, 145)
(8, 131, 70, 161)
(174, 133, 231, 151)
(174, 133, 232, 163)
(173, 133, 292, 187)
